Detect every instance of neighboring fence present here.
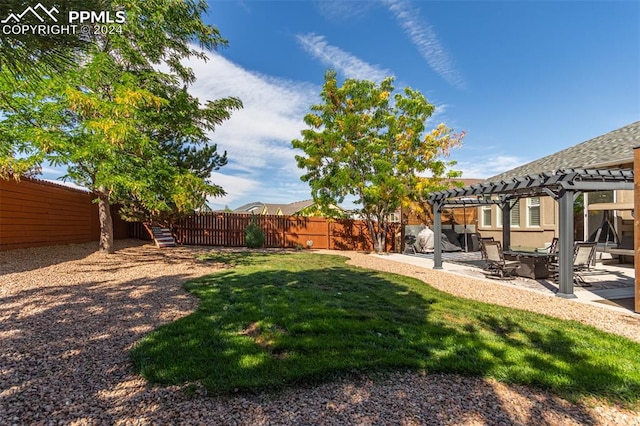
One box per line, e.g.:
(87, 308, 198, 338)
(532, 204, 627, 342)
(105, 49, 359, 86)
(165, 213, 399, 252)
(0, 177, 130, 251)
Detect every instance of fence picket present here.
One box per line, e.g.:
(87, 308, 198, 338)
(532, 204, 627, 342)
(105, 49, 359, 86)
(164, 213, 397, 251)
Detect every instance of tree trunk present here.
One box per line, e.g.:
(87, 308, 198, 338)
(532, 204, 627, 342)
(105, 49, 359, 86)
(364, 215, 387, 253)
(374, 233, 385, 253)
(97, 188, 114, 254)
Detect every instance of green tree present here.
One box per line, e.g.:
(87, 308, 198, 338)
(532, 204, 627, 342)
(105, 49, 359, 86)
(293, 70, 464, 252)
(0, 1, 100, 88)
(116, 85, 241, 225)
(244, 220, 265, 248)
(0, 0, 241, 253)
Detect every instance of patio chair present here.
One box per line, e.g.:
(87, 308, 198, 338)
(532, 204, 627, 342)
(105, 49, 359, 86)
(483, 240, 520, 279)
(548, 242, 597, 286)
(572, 242, 597, 286)
(479, 237, 495, 271)
(479, 237, 494, 261)
(547, 237, 559, 254)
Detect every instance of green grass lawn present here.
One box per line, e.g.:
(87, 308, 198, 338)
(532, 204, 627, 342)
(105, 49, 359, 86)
(131, 252, 640, 408)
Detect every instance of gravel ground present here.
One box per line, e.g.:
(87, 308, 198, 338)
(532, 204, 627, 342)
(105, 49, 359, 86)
(0, 240, 639, 425)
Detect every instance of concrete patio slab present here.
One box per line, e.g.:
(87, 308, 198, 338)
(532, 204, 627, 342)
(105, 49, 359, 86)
(373, 252, 636, 315)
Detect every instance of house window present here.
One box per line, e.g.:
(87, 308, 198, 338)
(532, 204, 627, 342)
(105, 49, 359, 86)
(511, 201, 520, 227)
(496, 202, 520, 228)
(527, 197, 540, 227)
(481, 205, 492, 227)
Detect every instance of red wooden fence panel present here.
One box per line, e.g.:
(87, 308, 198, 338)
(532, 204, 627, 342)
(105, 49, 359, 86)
(170, 213, 398, 252)
(0, 177, 129, 251)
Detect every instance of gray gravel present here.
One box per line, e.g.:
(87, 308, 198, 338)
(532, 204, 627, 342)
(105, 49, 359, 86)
(1, 240, 639, 425)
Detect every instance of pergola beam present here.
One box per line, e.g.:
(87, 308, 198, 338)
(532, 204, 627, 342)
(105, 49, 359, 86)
(429, 168, 634, 203)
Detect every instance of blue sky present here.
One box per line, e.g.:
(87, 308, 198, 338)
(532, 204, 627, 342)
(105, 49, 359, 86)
(45, 0, 640, 210)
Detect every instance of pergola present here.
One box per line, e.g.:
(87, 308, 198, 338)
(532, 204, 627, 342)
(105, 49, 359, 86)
(428, 168, 634, 298)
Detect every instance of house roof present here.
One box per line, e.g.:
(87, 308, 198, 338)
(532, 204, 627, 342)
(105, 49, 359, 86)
(488, 121, 640, 182)
(458, 178, 484, 186)
(233, 202, 266, 214)
(273, 199, 316, 216)
(233, 199, 315, 216)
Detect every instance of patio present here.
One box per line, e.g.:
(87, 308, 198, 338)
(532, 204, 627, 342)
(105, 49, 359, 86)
(380, 251, 636, 314)
(427, 168, 635, 302)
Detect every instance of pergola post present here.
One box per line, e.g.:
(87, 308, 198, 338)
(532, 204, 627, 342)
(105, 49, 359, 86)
(556, 189, 576, 298)
(501, 199, 511, 249)
(433, 200, 443, 269)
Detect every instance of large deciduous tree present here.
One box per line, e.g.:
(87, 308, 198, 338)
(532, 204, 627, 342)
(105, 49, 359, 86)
(292, 70, 464, 252)
(0, 1, 100, 86)
(0, 0, 241, 253)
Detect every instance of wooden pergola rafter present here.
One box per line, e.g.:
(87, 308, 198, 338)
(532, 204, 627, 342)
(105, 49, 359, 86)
(428, 168, 634, 298)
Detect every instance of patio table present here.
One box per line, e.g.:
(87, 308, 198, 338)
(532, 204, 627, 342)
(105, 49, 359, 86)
(504, 248, 552, 279)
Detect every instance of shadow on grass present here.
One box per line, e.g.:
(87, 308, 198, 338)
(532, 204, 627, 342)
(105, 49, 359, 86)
(131, 253, 640, 413)
(195, 250, 279, 267)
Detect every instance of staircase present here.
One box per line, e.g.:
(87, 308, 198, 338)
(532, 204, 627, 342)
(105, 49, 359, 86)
(150, 226, 177, 248)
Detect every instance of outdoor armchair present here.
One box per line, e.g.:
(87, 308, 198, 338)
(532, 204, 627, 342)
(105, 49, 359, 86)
(548, 242, 597, 286)
(483, 240, 520, 279)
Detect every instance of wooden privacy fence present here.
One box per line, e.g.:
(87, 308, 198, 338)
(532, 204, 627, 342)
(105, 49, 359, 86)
(0, 177, 130, 251)
(166, 213, 399, 252)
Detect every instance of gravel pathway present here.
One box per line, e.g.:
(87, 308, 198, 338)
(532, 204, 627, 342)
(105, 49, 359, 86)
(1, 241, 639, 425)
(334, 251, 640, 344)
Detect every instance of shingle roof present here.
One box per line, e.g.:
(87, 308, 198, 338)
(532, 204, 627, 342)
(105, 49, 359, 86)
(488, 121, 640, 182)
(276, 199, 315, 216)
(233, 202, 265, 214)
(233, 200, 315, 216)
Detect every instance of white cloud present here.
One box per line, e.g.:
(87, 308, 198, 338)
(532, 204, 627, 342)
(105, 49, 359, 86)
(383, 0, 465, 89)
(184, 50, 317, 208)
(313, 0, 375, 21)
(206, 173, 259, 210)
(456, 154, 527, 179)
(182, 45, 460, 210)
(296, 33, 392, 83)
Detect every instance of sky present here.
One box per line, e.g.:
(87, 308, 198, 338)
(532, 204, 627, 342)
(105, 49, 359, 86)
(43, 0, 640, 211)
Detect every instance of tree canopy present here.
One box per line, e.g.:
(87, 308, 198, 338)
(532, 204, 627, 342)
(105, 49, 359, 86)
(0, 1, 100, 88)
(293, 70, 464, 252)
(0, 0, 241, 253)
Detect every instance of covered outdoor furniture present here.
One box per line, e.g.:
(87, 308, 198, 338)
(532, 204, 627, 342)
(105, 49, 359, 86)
(440, 230, 463, 252)
(403, 225, 468, 254)
(458, 232, 481, 252)
(483, 240, 521, 279)
(415, 227, 435, 253)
